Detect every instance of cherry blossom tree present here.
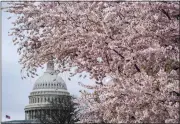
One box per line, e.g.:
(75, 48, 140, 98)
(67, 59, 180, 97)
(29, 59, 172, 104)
(77, 70, 179, 123)
(3, 1, 179, 123)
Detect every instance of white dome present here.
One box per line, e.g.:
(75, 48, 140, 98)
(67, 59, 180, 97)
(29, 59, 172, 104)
(33, 73, 67, 90)
(33, 61, 67, 91)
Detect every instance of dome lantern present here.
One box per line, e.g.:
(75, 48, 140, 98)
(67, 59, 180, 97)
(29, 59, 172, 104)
(46, 60, 54, 72)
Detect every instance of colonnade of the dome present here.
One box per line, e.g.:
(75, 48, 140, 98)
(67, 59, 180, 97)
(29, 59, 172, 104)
(25, 109, 57, 120)
(29, 94, 69, 104)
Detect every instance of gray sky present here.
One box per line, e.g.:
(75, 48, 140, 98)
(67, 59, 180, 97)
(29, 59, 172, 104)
(1, 2, 95, 121)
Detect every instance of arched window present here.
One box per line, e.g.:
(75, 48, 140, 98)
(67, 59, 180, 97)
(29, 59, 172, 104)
(38, 98, 39, 103)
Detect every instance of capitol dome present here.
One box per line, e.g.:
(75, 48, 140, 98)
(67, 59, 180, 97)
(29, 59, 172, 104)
(33, 71, 67, 91)
(24, 60, 70, 120)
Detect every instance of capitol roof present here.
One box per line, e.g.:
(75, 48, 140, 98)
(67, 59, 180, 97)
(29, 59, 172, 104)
(32, 61, 67, 91)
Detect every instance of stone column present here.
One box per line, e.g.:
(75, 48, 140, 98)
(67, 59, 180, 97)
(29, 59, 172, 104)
(27, 111, 28, 120)
(35, 110, 39, 117)
(27, 111, 29, 120)
(29, 111, 31, 120)
(31, 111, 32, 120)
(26, 111, 27, 120)
(25, 111, 27, 120)
(25, 111, 26, 120)
(33, 110, 35, 119)
(41, 109, 43, 118)
(31, 110, 33, 120)
(28, 111, 29, 120)
(35, 110, 36, 119)
(29, 110, 32, 120)
(33, 110, 34, 119)
(36, 110, 38, 118)
(39, 110, 41, 119)
(32, 110, 34, 120)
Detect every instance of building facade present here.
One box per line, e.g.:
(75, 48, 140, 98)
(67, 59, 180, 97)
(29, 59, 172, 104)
(2, 61, 70, 123)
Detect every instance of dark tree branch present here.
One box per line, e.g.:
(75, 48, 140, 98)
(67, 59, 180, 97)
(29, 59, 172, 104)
(112, 49, 125, 59)
(161, 9, 171, 20)
(134, 64, 141, 72)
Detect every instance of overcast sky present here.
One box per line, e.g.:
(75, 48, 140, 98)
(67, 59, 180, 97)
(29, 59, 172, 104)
(1, 2, 96, 122)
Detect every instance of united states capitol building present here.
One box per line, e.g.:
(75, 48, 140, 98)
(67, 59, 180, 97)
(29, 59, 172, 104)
(2, 61, 70, 124)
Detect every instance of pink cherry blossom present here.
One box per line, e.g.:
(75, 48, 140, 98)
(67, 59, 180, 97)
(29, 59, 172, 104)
(4, 2, 179, 123)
